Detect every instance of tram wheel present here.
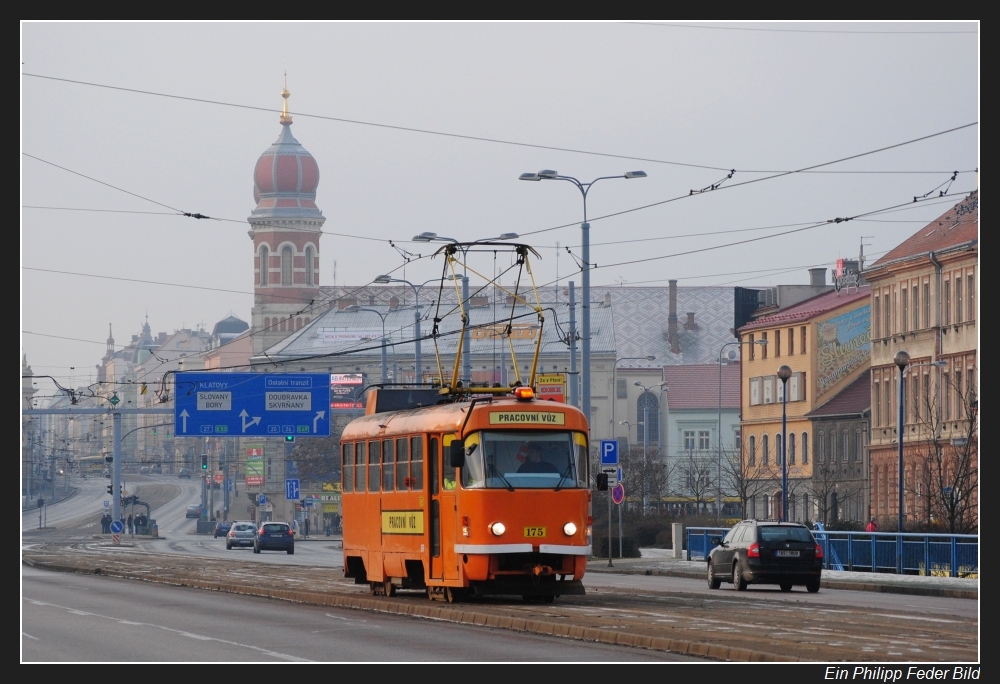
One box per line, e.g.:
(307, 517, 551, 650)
(384, 580, 396, 597)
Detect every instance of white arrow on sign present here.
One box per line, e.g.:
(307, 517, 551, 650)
(179, 409, 189, 433)
(239, 409, 262, 433)
(313, 410, 325, 432)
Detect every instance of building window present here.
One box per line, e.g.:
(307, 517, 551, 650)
(761, 332, 767, 359)
(748, 334, 755, 360)
(856, 430, 864, 462)
(788, 432, 796, 465)
(968, 274, 975, 321)
(943, 280, 951, 326)
(281, 246, 294, 286)
(802, 432, 809, 465)
(883, 294, 891, 336)
(829, 430, 836, 462)
(912, 283, 920, 330)
(922, 372, 930, 422)
(923, 282, 930, 328)
(775, 329, 781, 357)
(749, 435, 756, 466)
(305, 246, 315, 286)
(788, 327, 794, 355)
(817, 431, 825, 462)
(911, 374, 920, 423)
(943, 373, 950, 421)
(762, 434, 769, 466)
(954, 370, 963, 418)
(842, 429, 850, 463)
(616, 378, 627, 399)
(258, 245, 269, 286)
(636, 392, 659, 444)
(873, 296, 881, 337)
(955, 276, 963, 324)
(901, 288, 908, 333)
(698, 430, 710, 450)
(801, 326, 806, 354)
(683, 430, 695, 452)
(874, 383, 881, 427)
(775, 434, 782, 466)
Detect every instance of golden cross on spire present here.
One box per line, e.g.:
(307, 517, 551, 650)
(280, 71, 292, 125)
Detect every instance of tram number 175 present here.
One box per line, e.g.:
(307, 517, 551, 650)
(524, 527, 547, 538)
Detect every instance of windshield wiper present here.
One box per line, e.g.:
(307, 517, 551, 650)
(553, 458, 575, 492)
(488, 463, 515, 492)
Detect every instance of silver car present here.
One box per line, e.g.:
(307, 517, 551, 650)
(226, 521, 257, 550)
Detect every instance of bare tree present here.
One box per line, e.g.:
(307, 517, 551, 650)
(289, 428, 343, 485)
(618, 445, 671, 516)
(722, 444, 780, 519)
(809, 460, 866, 525)
(912, 371, 978, 534)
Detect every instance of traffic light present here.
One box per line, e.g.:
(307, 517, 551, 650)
(107, 485, 114, 495)
(285, 435, 295, 443)
(201, 454, 208, 470)
(105, 456, 113, 463)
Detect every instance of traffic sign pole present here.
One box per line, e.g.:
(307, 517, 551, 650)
(600, 440, 619, 568)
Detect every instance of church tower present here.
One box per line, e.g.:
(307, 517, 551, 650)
(249, 77, 325, 355)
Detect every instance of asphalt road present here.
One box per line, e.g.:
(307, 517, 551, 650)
(22, 565, 687, 662)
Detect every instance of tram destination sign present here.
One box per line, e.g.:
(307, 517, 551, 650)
(175, 373, 331, 438)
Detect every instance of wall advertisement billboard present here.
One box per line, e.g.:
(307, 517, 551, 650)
(816, 304, 871, 398)
(245, 443, 264, 487)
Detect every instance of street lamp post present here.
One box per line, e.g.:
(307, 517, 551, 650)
(612, 356, 656, 443)
(374, 276, 439, 385)
(634, 381, 668, 515)
(777, 365, 792, 522)
(717, 339, 768, 522)
(412, 233, 518, 386)
(348, 306, 388, 383)
(520, 170, 647, 438)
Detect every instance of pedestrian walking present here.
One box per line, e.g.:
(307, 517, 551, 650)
(291, 518, 298, 536)
(304, 518, 310, 537)
(866, 518, 878, 533)
(127, 513, 134, 534)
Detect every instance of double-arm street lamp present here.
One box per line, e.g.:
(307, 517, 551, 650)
(412, 232, 519, 386)
(519, 170, 647, 431)
(893, 351, 947, 532)
(717, 339, 768, 522)
(374, 276, 438, 385)
(634, 380, 668, 515)
(347, 306, 389, 384)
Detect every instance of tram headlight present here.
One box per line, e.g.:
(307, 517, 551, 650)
(489, 521, 506, 536)
(563, 522, 578, 536)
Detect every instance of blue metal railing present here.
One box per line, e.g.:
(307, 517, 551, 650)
(686, 525, 978, 577)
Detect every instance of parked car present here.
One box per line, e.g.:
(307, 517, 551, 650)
(254, 522, 295, 555)
(185, 504, 203, 519)
(707, 520, 823, 593)
(140, 466, 151, 475)
(213, 521, 233, 538)
(227, 522, 257, 550)
(178, 468, 191, 479)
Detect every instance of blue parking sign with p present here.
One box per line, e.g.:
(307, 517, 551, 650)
(600, 440, 618, 466)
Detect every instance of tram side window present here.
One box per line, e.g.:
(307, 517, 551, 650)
(368, 441, 381, 492)
(382, 439, 395, 492)
(396, 438, 409, 490)
(355, 442, 366, 492)
(410, 436, 424, 490)
(429, 437, 439, 496)
(342, 443, 353, 492)
(442, 441, 457, 490)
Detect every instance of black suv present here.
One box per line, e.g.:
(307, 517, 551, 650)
(707, 520, 822, 593)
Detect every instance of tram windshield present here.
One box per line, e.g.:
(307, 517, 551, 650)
(462, 430, 587, 490)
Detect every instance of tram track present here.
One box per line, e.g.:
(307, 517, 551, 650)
(21, 541, 977, 662)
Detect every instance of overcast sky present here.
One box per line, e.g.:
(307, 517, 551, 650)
(21, 22, 978, 395)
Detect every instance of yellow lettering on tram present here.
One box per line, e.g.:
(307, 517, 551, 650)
(380, 510, 425, 535)
(488, 412, 565, 425)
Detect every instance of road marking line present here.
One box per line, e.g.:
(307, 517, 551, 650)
(22, 632, 39, 640)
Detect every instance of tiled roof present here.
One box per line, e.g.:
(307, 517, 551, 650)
(662, 363, 741, 410)
(870, 192, 978, 268)
(806, 370, 871, 418)
(738, 287, 870, 333)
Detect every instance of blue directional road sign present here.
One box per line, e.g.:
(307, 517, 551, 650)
(600, 440, 619, 466)
(286, 478, 300, 501)
(110, 519, 124, 534)
(174, 373, 331, 438)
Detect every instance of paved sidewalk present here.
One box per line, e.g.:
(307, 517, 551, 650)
(586, 548, 977, 599)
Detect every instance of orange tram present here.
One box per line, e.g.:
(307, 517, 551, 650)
(341, 387, 593, 602)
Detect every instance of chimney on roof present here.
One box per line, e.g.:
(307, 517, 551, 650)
(505, 295, 517, 306)
(337, 297, 358, 311)
(685, 312, 696, 331)
(369, 295, 376, 306)
(603, 292, 612, 308)
(668, 280, 680, 354)
(808, 267, 827, 287)
(470, 295, 488, 308)
(389, 296, 399, 311)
